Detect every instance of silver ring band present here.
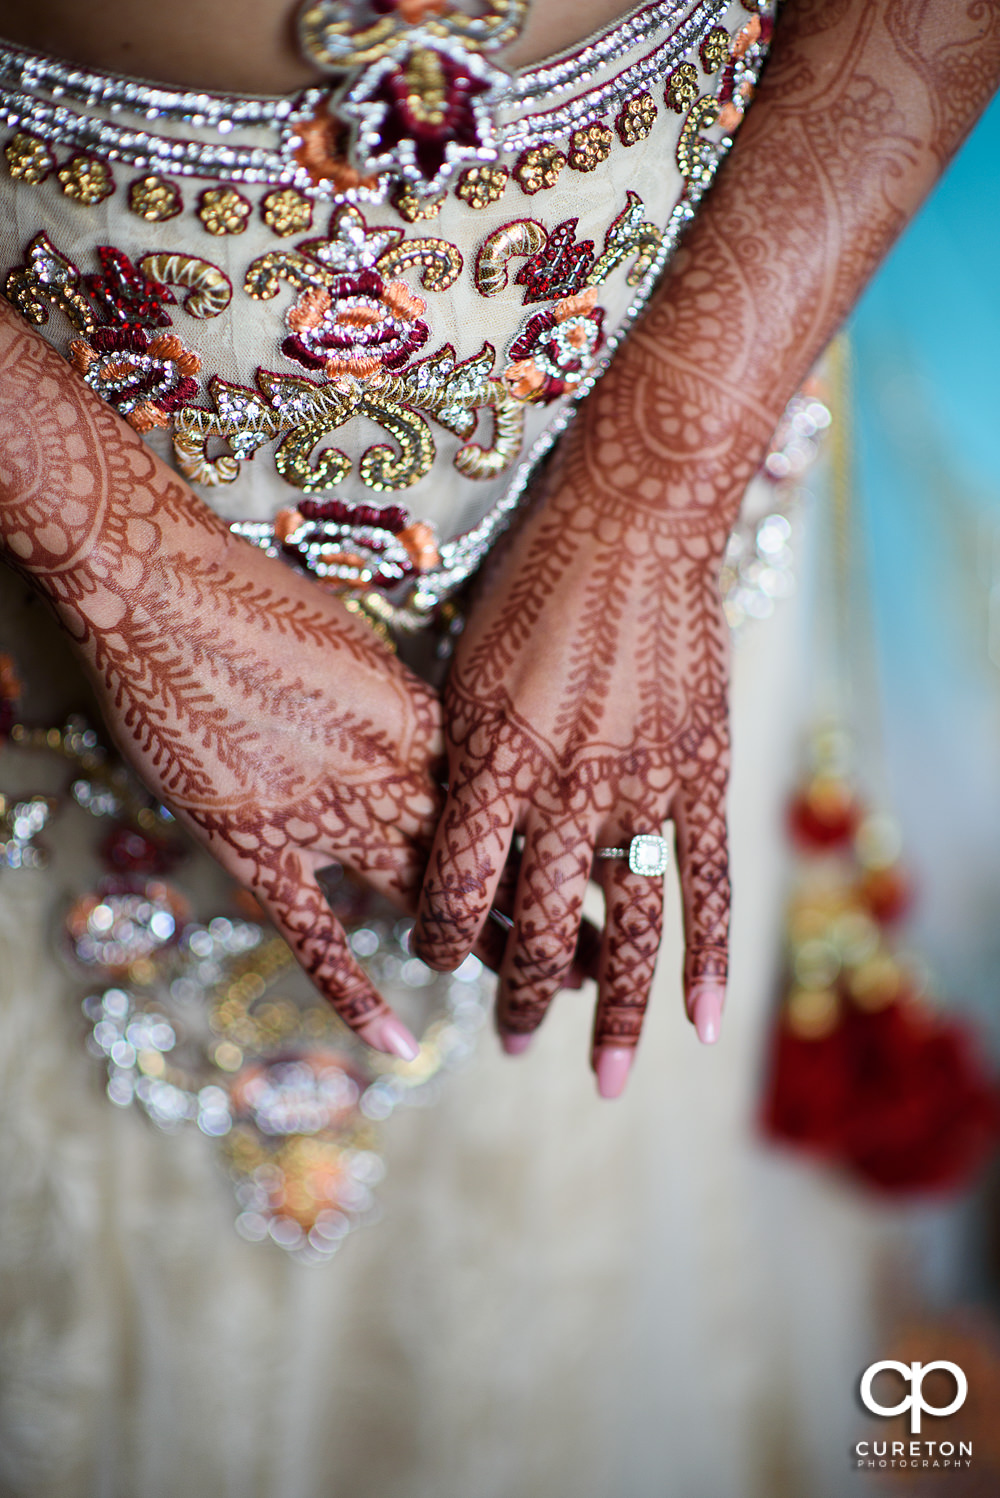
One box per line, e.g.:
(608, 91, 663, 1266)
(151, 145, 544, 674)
(594, 834, 671, 876)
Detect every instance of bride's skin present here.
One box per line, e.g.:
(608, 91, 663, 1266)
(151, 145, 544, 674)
(0, 0, 633, 92)
(2, 0, 999, 1094)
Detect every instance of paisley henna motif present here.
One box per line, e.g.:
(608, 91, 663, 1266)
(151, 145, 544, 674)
(0, 299, 446, 1053)
(414, 0, 1000, 1087)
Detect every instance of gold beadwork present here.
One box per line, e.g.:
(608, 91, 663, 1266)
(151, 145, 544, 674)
(456, 164, 508, 208)
(700, 27, 731, 72)
(198, 186, 252, 235)
(128, 175, 182, 222)
(138, 253, 232, 319)
(665, 62, 699, 113)
(676, 96, 720, 182)
(261, 188, 314, 236)
(4, 132, 54, 184)
(4, 232, 96, 332)
(475, 218, 547, 296)
(513, 144, 566, 195)
(616, 94, 657, 146)
(57, 156, 114, 205)
(391, 182, 446, 223)
(567, 123, 613, 172)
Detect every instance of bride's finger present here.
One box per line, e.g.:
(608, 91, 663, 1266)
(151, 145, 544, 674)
(673, 758, 730, 1046)
(411, 764, 517, 972)
(495, 812, 593, 1051)
(252, 849, 420, 1061)
(590, 853, 666, 1098)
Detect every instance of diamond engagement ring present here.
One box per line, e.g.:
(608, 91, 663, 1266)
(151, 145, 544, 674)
(594, 834, 671, 876)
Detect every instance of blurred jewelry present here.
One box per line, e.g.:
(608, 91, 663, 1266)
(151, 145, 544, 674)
(595, 834, 671, 876)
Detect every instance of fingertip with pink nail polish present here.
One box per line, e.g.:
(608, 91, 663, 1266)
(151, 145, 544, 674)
(595, 1045, 633, 1100)
(360, 1013, 420, 1062)
(689, 987, 724, 1045)
(500, 1031, 533, 1056)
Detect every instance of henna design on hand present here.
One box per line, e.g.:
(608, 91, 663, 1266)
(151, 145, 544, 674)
(0, 299, 444, 1049)
(416, 0, 1000, 1083)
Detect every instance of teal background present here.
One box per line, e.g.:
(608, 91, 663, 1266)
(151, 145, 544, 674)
(847, 90, 1000, 1041)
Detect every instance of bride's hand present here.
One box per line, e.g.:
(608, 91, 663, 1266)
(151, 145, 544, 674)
(0, 303, 445, 1058)
(411, 421, 734, 1097)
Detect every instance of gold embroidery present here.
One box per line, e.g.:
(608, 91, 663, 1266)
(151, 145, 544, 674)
(129, 175, 183, 222)
(665, 62, 699, 113)
(261, 188, 314, 236)
(475, 194, 660, 300)
(4, 233, 95, 332)
(375, 237, 462, 292)
(456, 164, 509, 209)
(513, 144, 566, 195)
(700, 27, 731, 72)
(475, 219, 548, 296)
(391, 182, 446, 223)
(57, 156, 114, 205)
(4, 132, 54, 184)
(68, 329, 202, 433)
(199, 186, 252, 235)
(616, 94, 657, 146)
(173, 346, 523, 494)
(585, 191, 661, 287)
(173, 204, 515, 492)
(137, 253, 233, 319)
(677, 96, 720, 182)
(567, 123, 613, 173)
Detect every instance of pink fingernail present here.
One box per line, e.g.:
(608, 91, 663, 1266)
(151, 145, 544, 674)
(691, 988, 724, 1045)
(362, 1014, 420, 1062)
(500, 1032, 533, 1056)
(595, 1046, 633, 1100)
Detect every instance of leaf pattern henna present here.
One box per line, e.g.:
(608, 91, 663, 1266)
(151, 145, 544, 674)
(417, 0, 1000, 1073)
(0, 298, 447, 1044)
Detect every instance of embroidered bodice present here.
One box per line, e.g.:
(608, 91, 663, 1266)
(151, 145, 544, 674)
(0, 0, 774, 630)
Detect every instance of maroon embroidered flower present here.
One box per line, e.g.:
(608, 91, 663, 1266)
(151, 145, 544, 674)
(340, 42, 501, 192)
(504, 288, 605, 404)
(281, 270, 429, 378)
(68, 325, 201, 433)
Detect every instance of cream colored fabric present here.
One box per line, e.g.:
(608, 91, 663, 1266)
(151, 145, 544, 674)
(0, 555, 915, 1498)
(0, 6, 916, 1494)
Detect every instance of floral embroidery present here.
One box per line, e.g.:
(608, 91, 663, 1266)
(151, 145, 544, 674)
(198, 186, 252, 235)
(615, 93, 657, 147)
(84, 245, 177, 328)
(68, 326, 202, 433)
(57, 156, 114, 205)
(129, 175, 183, 222)
(700, 27, 731, 73)
(391, 181, 446, 222)
(282, 274, 430, 379)
(504, 287, 604, 403)
(515, 220, 595, 302)
(4, 132, 54, 184)
(289, 99, 382, 194)
(476, 195, 661, 300)
(567, 123, 613, 173)
(297, 0, 527, 194)
(261, 188, 314, 236)
(269, 497, 443, 591)
(665, 62, 699, 113)
(171, 204, 522, 498)
(456, 163, 508, 208)
(513, 144, 566, 195)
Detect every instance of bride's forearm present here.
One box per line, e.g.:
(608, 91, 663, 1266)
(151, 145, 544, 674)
(578, 0, 1000, 529)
